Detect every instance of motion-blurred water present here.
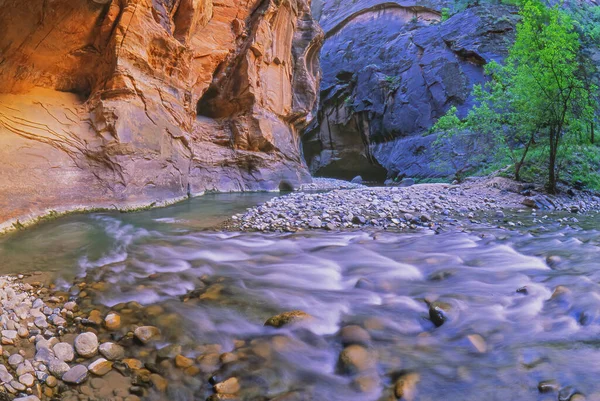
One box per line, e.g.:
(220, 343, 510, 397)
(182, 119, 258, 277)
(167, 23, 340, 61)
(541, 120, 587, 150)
(1, 193, 599, 400)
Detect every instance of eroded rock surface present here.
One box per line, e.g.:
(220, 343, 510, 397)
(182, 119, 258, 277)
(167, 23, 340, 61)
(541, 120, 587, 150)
(0, 0, 323, 231)
(303, 1, 518, 181)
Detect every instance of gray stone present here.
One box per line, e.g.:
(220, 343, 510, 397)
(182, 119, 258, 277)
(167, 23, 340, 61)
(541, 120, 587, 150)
(99, 342, 125, 361)
(74, 332, 98, 358)
(1, 330, 17, 340)
(53, 342, 74, 362)
(48, 359, 70, 377)
(0, 364, 14, 383)
(8, 354, 23, 367)
(62, 365, 88, 384)
(33, 317, 48, 329)
(14, 396, 40, 401)
(18, 373, 34, 387)
(134, 326, 161, 344)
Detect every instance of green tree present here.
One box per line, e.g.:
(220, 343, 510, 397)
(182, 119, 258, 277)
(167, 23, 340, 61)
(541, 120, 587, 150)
(508, 0, 595, 193)
(435, 0, 597, 193)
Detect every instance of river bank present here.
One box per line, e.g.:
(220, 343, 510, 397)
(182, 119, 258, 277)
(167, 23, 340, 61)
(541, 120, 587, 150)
(226, 177, 600, 232)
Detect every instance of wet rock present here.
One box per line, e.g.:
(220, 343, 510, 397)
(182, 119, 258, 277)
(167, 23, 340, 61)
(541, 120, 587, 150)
(355, 278, 375, 290)
(74, 332, 98, 358)
(157, 344, 182, 360)
(394, 372, 420, 400)
(339, 325, 371, 346)
(88, 358, 112, 376)
(214, 377, 240, 395)
(428, 302, 451, 327)
(516, 287, 528, 295)
(99, 342, 125, 361)
(123, 359, 144, 370)
(175, 355, 194, 369)
(264, 311, 312, 328)
(53, 342, 74, 362)
(538, 380, 559, 393)
(45, 376, 57, 388)
(337, 345, 376, 374)
(104, 313, 121, 331)
(559, 386, 583, 401)
(14, 396, 40, 401)
(62, 365, 88, 384)
(150, 374, 168, 392)
(547, 255, 562, 268)
(467, 334, 487, 353)
(134, 326, 161, 344)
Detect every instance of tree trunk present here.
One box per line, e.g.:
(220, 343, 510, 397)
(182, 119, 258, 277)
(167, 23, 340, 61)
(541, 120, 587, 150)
(592, 121, 595, 144)
(515, 131, 535, 181)
(548, 128, 557, 194)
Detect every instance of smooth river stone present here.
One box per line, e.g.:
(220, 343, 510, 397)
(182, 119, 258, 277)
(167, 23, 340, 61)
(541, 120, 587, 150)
(53, 342, 74, 362)
(62, 365, 88, 384)
(74, 332, 98, 358)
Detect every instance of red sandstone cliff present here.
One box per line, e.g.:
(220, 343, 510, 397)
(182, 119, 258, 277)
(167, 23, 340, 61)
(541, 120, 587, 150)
(0, 0, 322, 231)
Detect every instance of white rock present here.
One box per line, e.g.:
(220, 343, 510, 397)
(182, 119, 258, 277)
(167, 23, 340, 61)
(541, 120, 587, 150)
(8, 354, 24, 367)
(53, 342, 74, 362)
(0, 364, 14, 383)
(18, 373, 34, 387)
(74, 332, 98, 358)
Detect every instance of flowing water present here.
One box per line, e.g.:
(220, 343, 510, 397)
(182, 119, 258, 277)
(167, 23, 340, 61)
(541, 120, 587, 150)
(1, 193, 600, 400)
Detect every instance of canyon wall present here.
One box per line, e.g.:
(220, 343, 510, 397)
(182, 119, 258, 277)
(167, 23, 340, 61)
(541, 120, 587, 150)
(303, 0, 518, 181)
(0, 0, 322, 230)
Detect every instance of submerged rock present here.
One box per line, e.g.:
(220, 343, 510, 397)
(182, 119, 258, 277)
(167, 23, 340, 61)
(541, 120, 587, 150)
(337, 345, 376, 374)
(394, 372, 420, 400)
(134, 326, 161, 344)
(264, 311, 312, 328)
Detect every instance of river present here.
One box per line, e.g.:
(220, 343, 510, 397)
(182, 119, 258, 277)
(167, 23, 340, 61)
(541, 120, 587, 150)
(1, 193, 599, 401)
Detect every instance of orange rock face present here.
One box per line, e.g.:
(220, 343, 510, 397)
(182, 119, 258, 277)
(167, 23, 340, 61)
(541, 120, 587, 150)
(0, 0, 322, 230)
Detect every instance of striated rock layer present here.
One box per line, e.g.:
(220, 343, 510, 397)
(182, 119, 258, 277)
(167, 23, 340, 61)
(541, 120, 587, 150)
(0, 0, 323, 231)
(303, 1, 518, 181)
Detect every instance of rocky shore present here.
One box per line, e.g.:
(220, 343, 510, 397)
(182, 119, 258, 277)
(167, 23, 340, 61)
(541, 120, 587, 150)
(227, 177, 600, 232)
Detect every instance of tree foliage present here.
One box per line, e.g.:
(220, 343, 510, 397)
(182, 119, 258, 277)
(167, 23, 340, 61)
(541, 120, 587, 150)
(433, 0, 599, 193)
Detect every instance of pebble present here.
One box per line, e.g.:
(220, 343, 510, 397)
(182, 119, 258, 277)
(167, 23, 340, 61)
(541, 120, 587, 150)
(88, 358, 113, 376)
(62, 365, 88, 384)
(8, 354, 24, 367)
(18, 373, 34, 387)
(134, 326, 161, 344)
(214, 377, 240, 395)
(74, 332, 98, 358)
(48, 359, 70, 377)
(339, 325, 371, 346)
(0, 364, 14, 383)
(104, 312, 121, 330)
(264, 311, 312, 328)
(337, 345, 376, 374)
(395, 373, 421, 400)
(99, 342, 125, 361)
(53, 342, 75, 362)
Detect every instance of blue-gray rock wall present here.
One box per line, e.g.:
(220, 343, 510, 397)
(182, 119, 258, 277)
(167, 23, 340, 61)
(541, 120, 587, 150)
(303, 1, 518, 180)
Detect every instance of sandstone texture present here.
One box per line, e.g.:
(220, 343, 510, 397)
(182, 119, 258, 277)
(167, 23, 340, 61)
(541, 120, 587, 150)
(303, 1, 519, 181)
(0, 0, 323, 232)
